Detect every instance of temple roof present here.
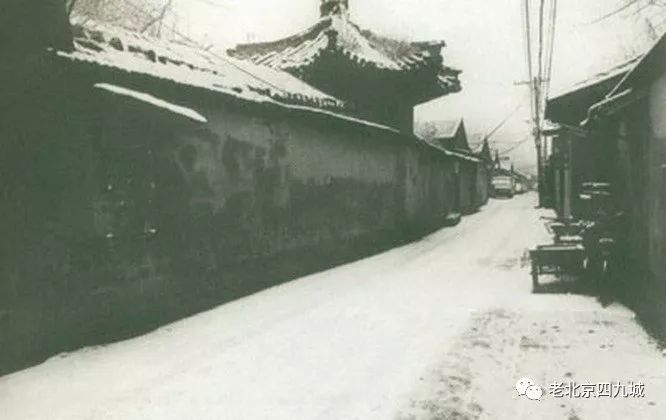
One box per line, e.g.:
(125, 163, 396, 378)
(228, 13, 461, 98)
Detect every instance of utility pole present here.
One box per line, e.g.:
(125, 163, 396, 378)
(521, 0, 541, 206)
(533, 76, 545, 208)
(516, 86, 545, 206)
(534, 0, 548, 208)
(521, 0, 556, 208)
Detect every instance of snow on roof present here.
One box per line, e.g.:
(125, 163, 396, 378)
(607, 31, 666, 98)
(447, 149, 480, 163)
(228, 14, 460, 96)
(420, 137, 480, 163)
(229, 15, 446, 71)
(94, 83, 208, 123)
(60, 15, 345, 110)
(49, 16, 461, 159)
(583, 31, 666, 125)
(415, 118, 463, 141)
(549, 56, 640, 101)
(54, 18, 416, 142)
(280, 102, 400, 134)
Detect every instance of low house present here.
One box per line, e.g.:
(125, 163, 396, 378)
(545, 58, 639, 218)
(470, 137, 493, 205)
(583, 33, 666, 333)
(415, 118, 485, 214)
(0, 2, 467, 374)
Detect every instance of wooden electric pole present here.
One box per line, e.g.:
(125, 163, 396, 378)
(521, 0, 556, 208)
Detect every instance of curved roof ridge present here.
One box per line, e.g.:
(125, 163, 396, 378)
(228, 13, 452, 73)
(230, 18, 333, 60)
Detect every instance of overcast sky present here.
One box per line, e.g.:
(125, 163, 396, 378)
(167, 0, 664, 173)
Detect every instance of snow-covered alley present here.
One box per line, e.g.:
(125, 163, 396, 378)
(1, 193, 666, 420)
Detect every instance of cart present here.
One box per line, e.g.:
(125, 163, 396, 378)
(529, 244, 586, 291)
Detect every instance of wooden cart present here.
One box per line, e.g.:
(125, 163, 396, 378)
(529, 244, 586, 291)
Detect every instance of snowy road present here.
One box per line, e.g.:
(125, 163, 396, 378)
(2, 193, 666, 420)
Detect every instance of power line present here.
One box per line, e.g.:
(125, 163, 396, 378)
(499, 136, 531, 156)
(522, 0, 536, 122)
(579, 0, 666, 29)
(190, 0, 232, 8)
(537, 0, 545, 111)
(520, 0, 558, 206)
(486, 103, 523, 142)
(522, 0, 543, 203)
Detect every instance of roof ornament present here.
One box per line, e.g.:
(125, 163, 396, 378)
(320, 0, 349, 17)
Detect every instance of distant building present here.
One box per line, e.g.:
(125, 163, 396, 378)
(472, 137, 494, 202)
(416, 118, 469, 151)
(415, 118, 489, 212)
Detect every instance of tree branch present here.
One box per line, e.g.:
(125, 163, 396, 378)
(586, 0, 643, 25)
(140, 0, 173, 34)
